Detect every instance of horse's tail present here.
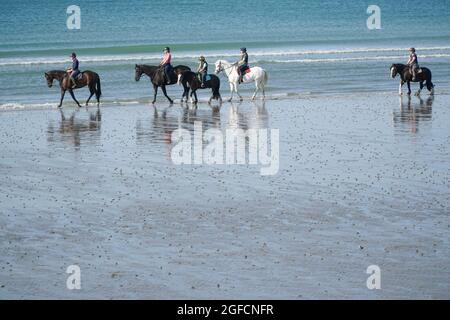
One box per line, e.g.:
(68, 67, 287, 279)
(263, 70, 268, 86)
(425, 69, 434, 91)
(95, 77, 102, 100)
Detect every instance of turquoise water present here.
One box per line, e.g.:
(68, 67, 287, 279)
(1, 0, 450, 108)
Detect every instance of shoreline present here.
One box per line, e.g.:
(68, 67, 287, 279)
(0, 89, 446, 112)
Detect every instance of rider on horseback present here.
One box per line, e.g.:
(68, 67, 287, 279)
(160, 47, 172, 84)
(407, 47, 419, 81)
(68, 52, 80, 89)
(237, 47, 249, 84)
(197, 56, 208, 88)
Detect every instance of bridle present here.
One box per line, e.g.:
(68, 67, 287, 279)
(216, 61, 236, 74)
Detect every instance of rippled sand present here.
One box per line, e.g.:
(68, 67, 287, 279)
(0, 93, 449, 299)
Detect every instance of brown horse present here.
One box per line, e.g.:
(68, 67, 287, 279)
(135, 64, 190, 104)
(177, 71, 222, 104)
(45, 70, 102, 108)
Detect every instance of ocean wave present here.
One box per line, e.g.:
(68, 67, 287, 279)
(0, 102, 58, 110)
(256, 53, 450, 64)
(1, 46, 450, 67)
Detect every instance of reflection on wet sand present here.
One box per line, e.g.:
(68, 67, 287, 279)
(135, 102, 272, 161)
(47, 107, 101, 148)
(136, 102, 271, 144)
(393, 95, 434, 133)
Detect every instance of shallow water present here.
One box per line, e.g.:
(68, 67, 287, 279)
(0, 94, 449, 298)
(1, 0, 450, 109)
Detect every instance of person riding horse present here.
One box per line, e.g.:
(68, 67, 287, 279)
(160, 47, 172, 84)
(407, 47, 419, 81)
(67, 52, 80, 88)
(197, 56, 208, 88)
(237, 47, 249, 84)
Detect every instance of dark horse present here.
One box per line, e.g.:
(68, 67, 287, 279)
(135, 64, 190, 104)
(390, 63, 434, 96)
(177, 71, 222, 104)
(45, 70, 101, 108)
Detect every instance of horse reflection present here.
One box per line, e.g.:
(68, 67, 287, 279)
(47, 107, 101, 148)
(228, 101, 270, 132)
(393, 95, 434, 133)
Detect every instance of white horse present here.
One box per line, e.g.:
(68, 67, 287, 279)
(215, 59, 268, 102)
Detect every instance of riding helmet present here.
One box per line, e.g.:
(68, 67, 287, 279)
(71, 52, 77, 57)
(199, 56, 205, 61)
(164, 47, 170, 52)
(409, 47, 416, 52)
(240, 47, 247, 52)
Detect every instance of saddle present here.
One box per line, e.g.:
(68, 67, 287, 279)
(242, 66, 251, 74)
(197, 73, 211, 82)
(76, 72, 84, 80)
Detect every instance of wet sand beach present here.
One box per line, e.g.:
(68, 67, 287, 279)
(0, 93, 449, 299)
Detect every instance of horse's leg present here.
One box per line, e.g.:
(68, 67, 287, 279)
(398, 80, 405, 95)
(194, 91, 198, 103)
(416, 81, 424, 96)
(427, 79, 435, 95)
(236, 85, 243, 101)
(251, 81, 260, 100)
(86, 86, 95, 106)
(407, 81, 411, 95)
(58, 89, 66, 108)
(228, 83, 234, 102)
(180, 85, 185, 102)
(152, 84, 158, 104)
(68, 89, 82, 107)
(186, 86, 191, 102)
(161, 85, 173, 104)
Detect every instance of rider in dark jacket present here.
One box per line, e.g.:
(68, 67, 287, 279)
(197, 56, 208, 88)
(237, 47, 249, 84)
(69, 52, 80, 88)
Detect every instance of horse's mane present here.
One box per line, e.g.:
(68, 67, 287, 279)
(138, 64, 158, 74)
(46, 70, 67, 80)
(47, 70, 66, 75)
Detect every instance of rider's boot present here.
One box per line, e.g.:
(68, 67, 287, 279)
(70, 77, 77, 88)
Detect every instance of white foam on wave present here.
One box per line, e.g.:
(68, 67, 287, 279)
(0, 102, 58, 111)
(258, 53, 450, 64)
(1, 46, 450, 66)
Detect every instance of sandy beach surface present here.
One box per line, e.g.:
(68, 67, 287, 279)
(0, 92, 449, 299)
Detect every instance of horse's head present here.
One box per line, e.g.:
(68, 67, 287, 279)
(215, 60, 223, 75)
(390, 64, 398, 78)
(45, 72, 54, 87)
(135, 64, 143, 82)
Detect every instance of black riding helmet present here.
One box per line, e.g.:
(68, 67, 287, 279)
(164, 47, 170, 52)
(71, 52, 77, 58)
(240, 47, 247, 52)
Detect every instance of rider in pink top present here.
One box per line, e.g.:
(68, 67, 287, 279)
(160, 47, 172, 84)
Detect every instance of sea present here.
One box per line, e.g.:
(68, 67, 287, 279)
(1, 0, 450, 109)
